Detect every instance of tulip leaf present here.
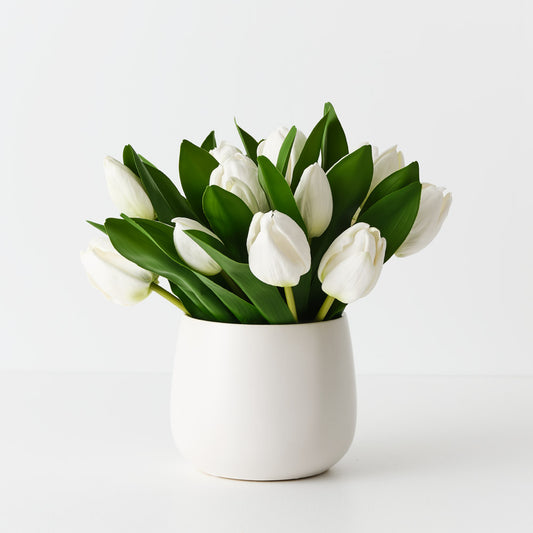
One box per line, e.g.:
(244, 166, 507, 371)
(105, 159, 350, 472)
(122, 144, 137, 173)
(87, 220, 106, 234)
(201, 131, 217, 151)
(257, 156, 307, 233)
(105, 217, 236, 323)
(235, 120, 259, 163)
(186, 230, 296, 324)
(202, 185, 253, 262)
(140, 157, 197, 221)
(291, 113, 329, 192)
(123, 145, 193, 224)
(178, 140, 219, 223)
(362, 162, 420, 214)
(119, 215, 262, 324)
(358, 181, 422, 261)
(321, 102, 349, 172)
(276, 126, 297, 178)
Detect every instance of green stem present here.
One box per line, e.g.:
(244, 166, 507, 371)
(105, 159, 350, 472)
(150, 282, 188, 314)
(315, 295, 335, 322)
(284, 286, 298, 322)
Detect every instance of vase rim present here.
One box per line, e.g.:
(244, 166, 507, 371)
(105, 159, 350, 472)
(179, 314, 346, 328)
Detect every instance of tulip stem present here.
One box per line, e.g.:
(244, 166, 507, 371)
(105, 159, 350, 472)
(150, 282, 188, 314)
(284, 287, 298, 322)
(315, 295, 335, 322)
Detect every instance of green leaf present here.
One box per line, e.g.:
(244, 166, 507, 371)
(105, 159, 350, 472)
(137, 155, 197, 221)
(321, 102, 349, 172)
(276, 126, 297, 177)
(202, 185, 253, 262)
(178, 140, 219, 222)
(122, 145, 137, 173)
(362, 161, 419, 214)
(201, 131, 217, 151)
(235, 120, 259, 163)
(119, 215, 262, 323)
(186, 230, 296, 324)
(87, 220, 106, 234)
(123, 145, 190, 223)
(257, 156, 307, 233)
(105, 217, 236, 322)
(291, 113, 329, 192)
(358, 181, 421, 261)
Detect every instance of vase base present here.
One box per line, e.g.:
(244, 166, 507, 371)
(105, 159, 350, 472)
(197, 467, 330, 482)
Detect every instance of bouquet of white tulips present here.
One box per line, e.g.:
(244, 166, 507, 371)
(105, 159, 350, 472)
(83, 103, 451, 323)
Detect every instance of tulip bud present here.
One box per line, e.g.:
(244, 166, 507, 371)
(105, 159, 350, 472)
(318, 222, 386, 304)
(81, 236, 155, 306)
(257, 126, 307, 185)
(209, 141, 242, 163)
(172, 217, 222, 276)
(370, 145, 405, 191)
(395, 183, 452, 257)
(104, 156, 155, 219)
(209, 153, 269, 213)
(246, 211, 311, 287)
(294, 163, 333, 238)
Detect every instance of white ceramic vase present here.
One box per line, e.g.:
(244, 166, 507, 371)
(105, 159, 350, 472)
(170, 314, 356, 481)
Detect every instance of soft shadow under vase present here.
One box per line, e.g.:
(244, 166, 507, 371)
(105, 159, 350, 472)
(170, 314, 356, 481)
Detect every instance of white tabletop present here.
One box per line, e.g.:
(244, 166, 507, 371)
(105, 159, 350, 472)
(1, 373, 532, 532)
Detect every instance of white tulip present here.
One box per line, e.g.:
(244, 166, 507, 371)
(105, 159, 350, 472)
(395, 184, 452, 257)
(81, 235, 155, 306)
(172, 217, 222, 276)
(209, 141, 242, 163)
(371, 145, 405, 191)
(318, 222, 386, 304)
(247, 211, 311, 287)
(209, 153, 269, 213)
(294, 163, 333, 238)
(104, 156, 155, 219)
(257, 126, 307, 185)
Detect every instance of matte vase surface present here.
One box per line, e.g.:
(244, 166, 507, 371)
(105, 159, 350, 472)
(170, 315, 356, 481)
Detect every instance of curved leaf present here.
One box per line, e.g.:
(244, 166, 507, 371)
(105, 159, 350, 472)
(201, 131, 217, 151)
(321, 102, 349, 171)
(362, 161, 420, 214)
(235, 120, 259, 163)
(178, 140, 219, 222)
(186, 230, 296, 324)
(202, 185, 253, 262)
(105, 217, 235, 322)
(257, 156, 306, 233)
(276, 126, 297, 177)
(358, 181, 421, 261)
(291, 113, 329, 192)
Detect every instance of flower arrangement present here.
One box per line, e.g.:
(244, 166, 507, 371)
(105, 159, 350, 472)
(82, 103, 451, 324)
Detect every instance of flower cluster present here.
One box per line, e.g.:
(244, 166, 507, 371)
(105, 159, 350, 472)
(83, 103, 451, 323)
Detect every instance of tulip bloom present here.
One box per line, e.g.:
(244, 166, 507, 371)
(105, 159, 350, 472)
(317, 223, 386, 316)
(209, 141, 242, 163)
(210, 153, 269, 213)
(294, 163, 333, 238)
(104, 156, 155, 219)
(257, 127, 307, 185)
(247, 211, 311, 320)
(172, 217, 222, 276)
(81, 236, 155, 306)
(395, 184, 452, 257)
(247, 211, 311, 287)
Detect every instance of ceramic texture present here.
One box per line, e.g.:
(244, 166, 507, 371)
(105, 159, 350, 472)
(170, 315, 356, 481)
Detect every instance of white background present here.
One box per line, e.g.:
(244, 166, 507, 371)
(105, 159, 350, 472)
(1, 0, 532, 373)
(2, 2, 533, 531)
